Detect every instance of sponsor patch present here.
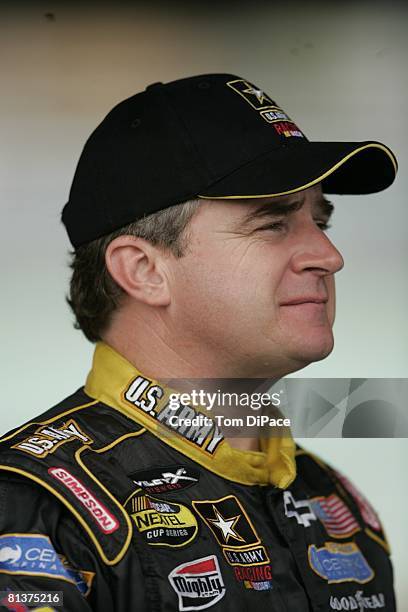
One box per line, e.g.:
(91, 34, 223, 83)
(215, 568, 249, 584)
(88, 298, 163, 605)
(48, 467, 119, 534)
(125, 491, 198, 547)
(227, 79, 277, 110)
(335, 471, 381, 532)
(330, 590, 385, 610)
(12, 419, 92, 458)
(193, 495, 272, 590)
(310, 494, 360, 538)
(235, 565, 273, 591)
(283, 491, 317, 528)
(0, 534, 93, 595)
(272, 121, 303, 137)
(226, 79, 305, 136)
(130, 465, 199, 494)
(308, 542, 375, 584)
(168, 555, 226, 610)
(124, 376, 223, 455)
(259, 108, 292, 123)
(60, 555, 94, 596)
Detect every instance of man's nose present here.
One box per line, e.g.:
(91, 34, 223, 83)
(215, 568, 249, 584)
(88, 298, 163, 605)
(291, 226, 344, 275)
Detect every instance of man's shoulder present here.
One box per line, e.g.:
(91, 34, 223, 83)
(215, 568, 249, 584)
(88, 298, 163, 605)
(0, 386, 95, 446)
(294, 444, 388, 548)
(0, 386, 143, 457)
(0, 387, 140, 566)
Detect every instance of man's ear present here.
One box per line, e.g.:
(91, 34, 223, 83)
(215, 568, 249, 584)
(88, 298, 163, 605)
(105, 235, 171, 306)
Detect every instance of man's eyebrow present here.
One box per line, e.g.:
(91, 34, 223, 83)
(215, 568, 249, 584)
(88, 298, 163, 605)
(238, 196, 334, 227)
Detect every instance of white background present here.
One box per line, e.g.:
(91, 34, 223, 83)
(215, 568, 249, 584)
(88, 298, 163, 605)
(1, 1, 407, 607)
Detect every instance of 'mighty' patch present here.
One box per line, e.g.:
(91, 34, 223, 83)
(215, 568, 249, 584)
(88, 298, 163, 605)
(168, 555, 226, 610)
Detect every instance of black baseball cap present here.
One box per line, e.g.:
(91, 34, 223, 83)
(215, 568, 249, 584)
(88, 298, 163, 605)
(62, 73, 398, 248)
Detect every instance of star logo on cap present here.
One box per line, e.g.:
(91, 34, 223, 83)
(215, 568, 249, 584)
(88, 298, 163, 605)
(242, 83, 269, 105)
(207, 506, 245, 543)
(227, 79, 276, 110)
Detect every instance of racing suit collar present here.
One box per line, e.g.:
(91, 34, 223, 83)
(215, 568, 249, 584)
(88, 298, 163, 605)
(85, 342, 296, 489)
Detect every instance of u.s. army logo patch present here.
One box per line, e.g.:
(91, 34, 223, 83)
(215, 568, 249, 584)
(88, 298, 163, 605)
(226, 78, 305, 137)
(227, 79, 277, 110)
(12, 419, 93, 458)
(193, 495, 273, 591)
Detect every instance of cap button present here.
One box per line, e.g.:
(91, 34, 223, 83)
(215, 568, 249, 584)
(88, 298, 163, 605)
(146, 81, 163, 90)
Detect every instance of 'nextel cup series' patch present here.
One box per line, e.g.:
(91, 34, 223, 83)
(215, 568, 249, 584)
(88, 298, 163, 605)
(125, 490, 198, 548)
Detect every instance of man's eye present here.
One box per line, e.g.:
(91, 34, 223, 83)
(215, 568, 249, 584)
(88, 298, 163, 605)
(256, 220, 331, 232)
(258, 221, 286, 232)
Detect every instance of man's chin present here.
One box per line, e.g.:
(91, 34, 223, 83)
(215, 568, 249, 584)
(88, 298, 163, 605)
(298, 336, 334, 367)
(286, 331, 335, 370)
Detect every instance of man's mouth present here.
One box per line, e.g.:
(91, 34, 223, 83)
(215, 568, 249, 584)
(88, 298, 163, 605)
(280, 297, 328, 306)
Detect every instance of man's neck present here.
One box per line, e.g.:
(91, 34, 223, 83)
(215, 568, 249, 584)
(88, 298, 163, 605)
(102, 330, 286, 453)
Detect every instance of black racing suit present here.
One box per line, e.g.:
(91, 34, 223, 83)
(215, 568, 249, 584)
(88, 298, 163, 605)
(0, 343, 395, 611)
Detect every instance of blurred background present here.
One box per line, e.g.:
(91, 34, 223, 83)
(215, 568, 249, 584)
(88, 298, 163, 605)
(1, 0, 407, 606)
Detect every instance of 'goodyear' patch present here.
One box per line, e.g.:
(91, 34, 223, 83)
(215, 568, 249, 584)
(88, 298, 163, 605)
(0, 534, 93, 594)
(12, 419, 92, 458)
(308, 542, 374, 584)
(125, 491, 198, 548)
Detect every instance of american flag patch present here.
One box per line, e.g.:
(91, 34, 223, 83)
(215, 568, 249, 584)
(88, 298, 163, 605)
(334, 471, 381, 532)
(310, 494, 360, 538)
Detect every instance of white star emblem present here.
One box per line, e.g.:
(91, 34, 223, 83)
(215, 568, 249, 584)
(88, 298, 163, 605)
(207, 506, 245, 543)
(242, 84, 269, 104)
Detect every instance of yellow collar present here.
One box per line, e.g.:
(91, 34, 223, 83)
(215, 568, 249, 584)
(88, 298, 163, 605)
(85, 342, 296, 488)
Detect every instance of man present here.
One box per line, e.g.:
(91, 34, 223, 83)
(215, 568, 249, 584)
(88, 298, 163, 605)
(0, 74, 397, 611)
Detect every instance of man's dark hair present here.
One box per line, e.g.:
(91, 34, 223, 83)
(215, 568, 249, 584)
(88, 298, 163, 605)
(67, 200, 200, 342)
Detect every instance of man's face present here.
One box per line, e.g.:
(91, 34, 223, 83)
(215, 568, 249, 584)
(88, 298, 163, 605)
(168, 184, 344, 377)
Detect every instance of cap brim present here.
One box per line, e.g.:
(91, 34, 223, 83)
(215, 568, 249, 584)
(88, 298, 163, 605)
(198, 141, 397, 199)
